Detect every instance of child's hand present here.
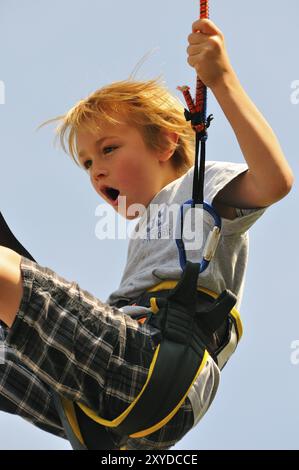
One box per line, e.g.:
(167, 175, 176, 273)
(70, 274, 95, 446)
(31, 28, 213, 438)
(187, 19, 234, 89)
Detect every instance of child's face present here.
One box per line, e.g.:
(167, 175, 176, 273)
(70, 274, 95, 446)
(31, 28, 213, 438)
(77, 120, 176, 219)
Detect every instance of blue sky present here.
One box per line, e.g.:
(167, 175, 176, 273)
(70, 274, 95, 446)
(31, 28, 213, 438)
(0, 0, 298, 449)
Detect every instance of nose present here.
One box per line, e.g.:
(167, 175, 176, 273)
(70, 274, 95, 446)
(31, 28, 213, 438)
(91, 164, 108, 182)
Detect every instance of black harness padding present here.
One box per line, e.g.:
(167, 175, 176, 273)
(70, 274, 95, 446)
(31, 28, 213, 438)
(132, 278, 237, 362)
(73, 403, 116, 450)
(194, 289, 237, 336)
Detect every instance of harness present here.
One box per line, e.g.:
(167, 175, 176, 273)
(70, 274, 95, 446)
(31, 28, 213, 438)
(53, 262, 242, 450)
(53, 0, 243, 450)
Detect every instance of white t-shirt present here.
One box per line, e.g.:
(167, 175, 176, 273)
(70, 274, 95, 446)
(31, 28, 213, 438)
(107, 161, 267, 311)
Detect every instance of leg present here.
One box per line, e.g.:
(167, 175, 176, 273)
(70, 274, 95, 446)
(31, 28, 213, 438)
(0, 211, 35, 327)
(3, 254, 157, 413)
(0, 346, 66, 439)
(0, 212, 65, 440)
(0, 246, 23, 328)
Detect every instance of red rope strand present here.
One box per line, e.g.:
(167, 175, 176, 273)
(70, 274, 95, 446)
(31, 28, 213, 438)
(177, 0, 210, 130)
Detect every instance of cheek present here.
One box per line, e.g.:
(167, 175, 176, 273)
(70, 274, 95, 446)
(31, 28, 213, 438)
(115, 156, 152, 188)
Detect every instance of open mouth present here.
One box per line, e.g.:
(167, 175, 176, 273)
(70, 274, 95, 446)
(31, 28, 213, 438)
(102, 186, 120, 205)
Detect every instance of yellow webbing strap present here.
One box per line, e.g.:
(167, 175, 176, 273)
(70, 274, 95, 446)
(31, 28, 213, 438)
(76, 348, 210, 439)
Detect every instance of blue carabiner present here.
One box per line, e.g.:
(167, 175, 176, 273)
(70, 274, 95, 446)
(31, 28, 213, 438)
(175, 199, 221, 273)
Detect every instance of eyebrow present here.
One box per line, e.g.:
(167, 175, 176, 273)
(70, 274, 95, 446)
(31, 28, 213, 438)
(78, 135, 119, 161)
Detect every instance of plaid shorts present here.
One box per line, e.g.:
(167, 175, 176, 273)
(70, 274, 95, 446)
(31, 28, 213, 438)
(0, 256, 197, 450)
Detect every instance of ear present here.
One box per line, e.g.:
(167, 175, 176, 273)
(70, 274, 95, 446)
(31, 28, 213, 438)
(158, 131, 179, 162)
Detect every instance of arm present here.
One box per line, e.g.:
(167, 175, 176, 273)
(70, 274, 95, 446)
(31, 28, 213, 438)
(187, 19, 294, 210)
(211, 70, 293, 209)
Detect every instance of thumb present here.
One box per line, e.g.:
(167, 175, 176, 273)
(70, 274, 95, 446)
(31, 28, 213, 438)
(192, 18, 222, 36)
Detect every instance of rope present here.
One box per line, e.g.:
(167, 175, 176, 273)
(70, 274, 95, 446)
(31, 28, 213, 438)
(177, 0, 213, 206)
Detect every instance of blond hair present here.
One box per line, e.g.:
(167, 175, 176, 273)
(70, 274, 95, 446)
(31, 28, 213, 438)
(47, 77, 195, 176)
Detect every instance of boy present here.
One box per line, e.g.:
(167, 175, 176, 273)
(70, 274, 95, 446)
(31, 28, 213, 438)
(0, 18, 293, 450)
